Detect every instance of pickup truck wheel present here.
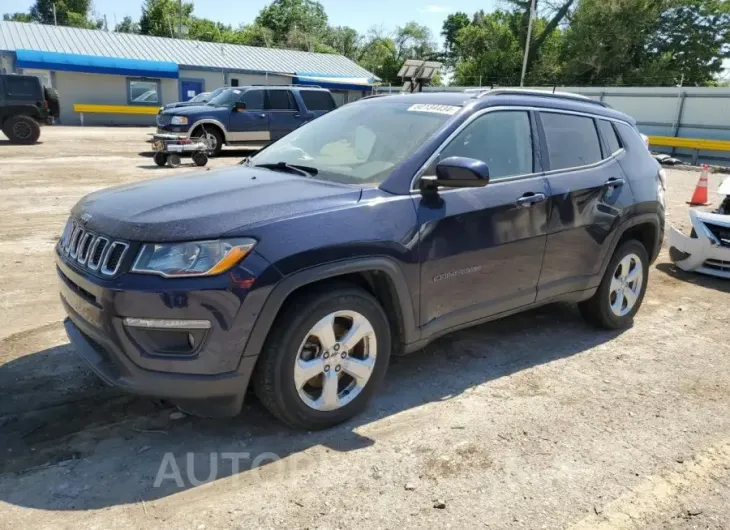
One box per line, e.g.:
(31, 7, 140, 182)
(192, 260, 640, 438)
(3, 115, 41, 144)
(579, 240, 649, 330)
(193, 127, 223, 157)
(254, 286, 391, 430)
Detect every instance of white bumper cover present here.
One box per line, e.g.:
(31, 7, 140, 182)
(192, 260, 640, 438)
(668, 209, 730, 279)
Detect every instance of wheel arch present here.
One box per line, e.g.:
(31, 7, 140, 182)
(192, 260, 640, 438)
(189, 119, 227, 141)
(242, 258, 419, 358)
(599, 213, 663, 278)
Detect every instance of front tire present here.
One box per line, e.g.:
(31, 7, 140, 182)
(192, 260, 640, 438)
(3, 115, 41, 144)
(254, 285, 391, 430)
(192, 126, 223, 157)
(579, 240, 649, 329)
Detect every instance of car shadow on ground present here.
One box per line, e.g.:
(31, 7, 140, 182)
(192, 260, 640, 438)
(0, 140, 44, 146)
(0, 303, 624, 511)
(656, 262, 730, 293)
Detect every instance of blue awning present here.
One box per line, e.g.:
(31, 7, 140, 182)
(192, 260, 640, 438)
(294, 73, 379, 92)
(15, 49, 179, 79)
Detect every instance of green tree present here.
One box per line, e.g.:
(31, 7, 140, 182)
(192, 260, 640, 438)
(139, 0, 194, 37)
(255, 0, 328, 44)
(358, 23, 438, 84)
(505, 0, 576, 75)
(3, 12, 34, 22)
(322, 26, 362, 59)
(115, 15, 140, 33)
(441, 11, 470, 57)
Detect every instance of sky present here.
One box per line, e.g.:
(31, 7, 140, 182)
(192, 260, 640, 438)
(3, 0, 498, 45)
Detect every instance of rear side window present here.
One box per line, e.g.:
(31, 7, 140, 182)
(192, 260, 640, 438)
(597, 119, 622, 155)
(5, 76, 40, 98)
(438, 110, 533, 179)
(541, 112, 602, 170)
(243, 89, 264, 110)
(299, 90, 336, 111)
(266, 90, 297, 111)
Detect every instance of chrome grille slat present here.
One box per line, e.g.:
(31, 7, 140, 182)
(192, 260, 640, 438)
(69, 227, 84, 258)
(88, 237, 108, 270)
(100, 241, 129, 276)
(77, 232, 94, 265)
(59, 217, 129, 277)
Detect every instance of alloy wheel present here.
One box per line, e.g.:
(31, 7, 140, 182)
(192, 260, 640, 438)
(609, 253, 643, 317)
(294, 310, 377, 412)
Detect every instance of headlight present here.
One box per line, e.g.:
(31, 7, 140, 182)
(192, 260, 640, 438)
(170, 116, 189, 126)
(131, 238, 256, 278)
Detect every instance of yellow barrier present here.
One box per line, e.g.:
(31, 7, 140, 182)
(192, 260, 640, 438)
(72, 104, 160, 115)
(648, 135, 730, 152)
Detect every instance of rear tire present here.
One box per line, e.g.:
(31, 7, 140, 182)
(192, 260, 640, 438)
(3, 115, 41, 144)
(254, 285, 391, 430)
(579, 240, 649, 330)
(153, 152, 168, 167)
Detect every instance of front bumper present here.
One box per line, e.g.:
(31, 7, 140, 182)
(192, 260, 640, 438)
(57, 250, 279, 415)
(668, 209, 730, 279)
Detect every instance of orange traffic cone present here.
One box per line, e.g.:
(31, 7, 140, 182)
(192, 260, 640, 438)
(687, 165, 711, 206)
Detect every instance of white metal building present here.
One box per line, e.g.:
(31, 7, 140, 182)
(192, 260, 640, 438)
(0, 21, 379, 125)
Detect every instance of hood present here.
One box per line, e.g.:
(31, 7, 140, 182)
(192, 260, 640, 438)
(71, 166, 362, 241)
(162, 105, 223, 116)
(164, 101, 208, 110)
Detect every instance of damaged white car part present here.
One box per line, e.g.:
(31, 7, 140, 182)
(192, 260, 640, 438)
(669, 177, 730, 278)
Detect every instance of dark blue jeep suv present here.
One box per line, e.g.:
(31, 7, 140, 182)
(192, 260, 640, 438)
(57, 89, 665, 430)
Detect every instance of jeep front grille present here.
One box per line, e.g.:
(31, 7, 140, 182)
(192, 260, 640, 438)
(59, 219, 129, 276)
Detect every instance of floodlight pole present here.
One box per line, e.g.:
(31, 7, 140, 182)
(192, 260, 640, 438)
(520, 0, 536, 87)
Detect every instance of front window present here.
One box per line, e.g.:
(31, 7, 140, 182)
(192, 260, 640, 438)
(249, 101, 460, 186)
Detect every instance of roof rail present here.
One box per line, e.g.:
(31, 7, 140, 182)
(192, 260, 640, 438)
(475, 88, 607, 107)
(250, 84, 323, 89)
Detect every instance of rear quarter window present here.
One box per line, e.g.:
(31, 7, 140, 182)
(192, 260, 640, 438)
(300, 90, 336, 111)
(4, 76, 41, 98)
(597, 119, 623, 155)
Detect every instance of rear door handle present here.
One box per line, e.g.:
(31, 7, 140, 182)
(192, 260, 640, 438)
(293, 113, 301, 118)
(516, 192, 547, 207)
(605, 177, 625, 188)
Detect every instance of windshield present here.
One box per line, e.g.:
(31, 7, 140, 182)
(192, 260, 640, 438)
(207, 88, 241, 106)
(250, 100, 459, 186)
(190, 92, 210, 103)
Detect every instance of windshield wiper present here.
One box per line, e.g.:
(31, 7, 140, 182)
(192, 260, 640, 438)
(254, 162, 319, 177)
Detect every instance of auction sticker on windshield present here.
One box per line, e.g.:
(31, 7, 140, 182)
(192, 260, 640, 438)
(407, 104, 460, 115)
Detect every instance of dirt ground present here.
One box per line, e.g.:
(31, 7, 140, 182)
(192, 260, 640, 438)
(0, 127, 729, 530)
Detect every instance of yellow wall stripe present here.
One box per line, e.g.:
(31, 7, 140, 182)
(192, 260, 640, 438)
(648, 135, 730, 152)
(72, 104, 160, 115)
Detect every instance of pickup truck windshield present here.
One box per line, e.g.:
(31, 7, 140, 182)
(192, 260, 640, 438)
(207, 88, 239, 106)
(249, 100, 459, 186)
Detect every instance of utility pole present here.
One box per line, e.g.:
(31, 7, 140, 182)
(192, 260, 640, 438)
(178, 0, 183, 38)
(520, 0, 536, 87)
(52, 3, 58, 25)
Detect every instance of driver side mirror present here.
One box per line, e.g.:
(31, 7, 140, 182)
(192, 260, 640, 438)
(420, 156, 490, 191)
(234, 102, 246, 111)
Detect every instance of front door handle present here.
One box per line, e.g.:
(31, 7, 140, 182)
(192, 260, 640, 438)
(605, 177, 625, 188)
(293, 113, 301, 118)
(516, 192, 547, 207)
(259, 113, 267, 119)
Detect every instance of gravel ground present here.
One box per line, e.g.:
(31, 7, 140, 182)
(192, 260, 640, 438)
(0, 127, 728, 529)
